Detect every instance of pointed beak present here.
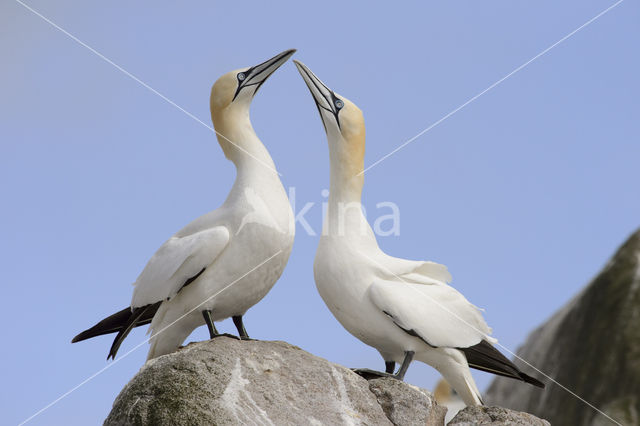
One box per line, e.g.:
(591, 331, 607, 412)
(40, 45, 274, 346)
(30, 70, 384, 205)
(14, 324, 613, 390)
(293, 59, 342, 130)
(233, 48, 296, 101)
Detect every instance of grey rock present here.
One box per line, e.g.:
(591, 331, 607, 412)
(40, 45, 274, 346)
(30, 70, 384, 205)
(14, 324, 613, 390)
(104, 338, 445, 426)
(449, 406, 550, 426)
(369, 377, 447, 425)
(485, 229, 640, 426)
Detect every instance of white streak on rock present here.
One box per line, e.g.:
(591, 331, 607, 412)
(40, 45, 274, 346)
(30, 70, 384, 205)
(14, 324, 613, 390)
(221, 359, 274, 426)
(245, 356, 281, 374)
(330, 366, 360, 425)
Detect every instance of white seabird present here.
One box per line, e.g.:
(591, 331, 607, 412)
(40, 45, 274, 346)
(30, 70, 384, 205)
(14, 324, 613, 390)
(434, 378, 466, 423)
(294, 59, 544, 406)
(73, 49, 296, 360)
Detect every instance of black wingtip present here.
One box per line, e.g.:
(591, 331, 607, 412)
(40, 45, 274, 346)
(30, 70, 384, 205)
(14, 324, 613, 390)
(72, 327, 102, 343)
(461, 340, 546, 389)
(107, 337, 120, 360)
(71, 306, 134, 344)
(107, 309, 142, 360)
(521, 372, 545, 388)
(71, 303, 160, 350)
(71, 328, 98, 343)
(106, 302, 160, 360)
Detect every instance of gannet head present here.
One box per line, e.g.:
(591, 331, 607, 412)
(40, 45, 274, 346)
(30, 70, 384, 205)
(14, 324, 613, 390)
(211, 48, 296, 115)
(209, 49, 295, 163)
(434, 379, 453, 404)
(293, 60, 365, 178)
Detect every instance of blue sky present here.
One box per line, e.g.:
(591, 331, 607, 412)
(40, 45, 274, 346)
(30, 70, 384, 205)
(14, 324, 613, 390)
(1, 1, 638, 424)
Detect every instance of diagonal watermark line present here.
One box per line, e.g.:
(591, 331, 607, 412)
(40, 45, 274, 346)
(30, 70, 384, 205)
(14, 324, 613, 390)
(359, 0, 625, 176)
(18, 250, 283, 426)
(14, 0, 282, 176)
(359, 251, 622, 425)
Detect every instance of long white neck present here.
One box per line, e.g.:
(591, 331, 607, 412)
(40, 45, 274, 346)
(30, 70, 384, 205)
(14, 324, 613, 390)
(213, 107, 281, 193)
(323, 131, 375, 242)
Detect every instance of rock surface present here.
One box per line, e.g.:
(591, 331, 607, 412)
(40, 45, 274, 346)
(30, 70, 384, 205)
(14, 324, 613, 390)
(368, 378, 445, 425)
(104, 337, 551, 425)
(104, 337, 447, 426)
(485, 229, 640, 426)
(449, 406, 550, 425)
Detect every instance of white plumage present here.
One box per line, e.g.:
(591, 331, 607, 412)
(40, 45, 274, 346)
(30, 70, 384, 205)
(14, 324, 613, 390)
(294, 59, 543, 406)
(368, 278, 496, 349)
(73, 49, 296, 361)
(131, 226, 230, 308)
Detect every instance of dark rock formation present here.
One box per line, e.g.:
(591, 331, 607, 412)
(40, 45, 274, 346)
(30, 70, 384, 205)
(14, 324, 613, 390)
(486, 229, 640, 426)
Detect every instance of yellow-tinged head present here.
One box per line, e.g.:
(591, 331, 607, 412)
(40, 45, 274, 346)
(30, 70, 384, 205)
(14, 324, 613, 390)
(293, 60, 366, 179)
(209, 49, 296, 154)
(210, 48, 295, 115)
(434, 379, 453, 404)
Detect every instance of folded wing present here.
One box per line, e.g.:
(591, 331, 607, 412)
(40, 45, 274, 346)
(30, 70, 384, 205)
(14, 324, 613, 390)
(368, 279, 495, 349)
(131, 226, 230, 308)
(382, 255, 453, 285)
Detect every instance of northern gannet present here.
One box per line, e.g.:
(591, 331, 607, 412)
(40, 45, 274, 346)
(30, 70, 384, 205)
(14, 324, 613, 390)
(294, 60, 544, 406)
(434, 378, 466, 423)
(73, 49, 296, 360)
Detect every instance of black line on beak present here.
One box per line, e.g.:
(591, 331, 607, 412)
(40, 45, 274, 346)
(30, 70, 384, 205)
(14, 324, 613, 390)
(298, 65, 341, 129)
(232, 49, 295, 102)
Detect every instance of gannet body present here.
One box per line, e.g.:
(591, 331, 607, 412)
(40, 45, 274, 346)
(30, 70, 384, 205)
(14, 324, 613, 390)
(294, 60, 543, 406)
(73, 49, 296, 361)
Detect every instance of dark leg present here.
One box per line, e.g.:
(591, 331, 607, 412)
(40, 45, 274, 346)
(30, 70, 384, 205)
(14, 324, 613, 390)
(202, 310, 218, 338)
(232, 315, 251, 340)
(385, 361, 396, 374)
(353, 352, 414, 381)
(202, 310, 239, 340)
(395, 351, 415, 381)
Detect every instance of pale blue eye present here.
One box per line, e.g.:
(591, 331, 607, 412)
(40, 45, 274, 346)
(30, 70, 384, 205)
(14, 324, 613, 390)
(237, 73, 246, 81)
(335, 99, 344, 109)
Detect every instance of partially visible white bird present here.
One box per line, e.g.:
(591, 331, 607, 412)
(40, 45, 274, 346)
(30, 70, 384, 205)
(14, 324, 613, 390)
(294, 59, 544, 406)
(73, 49, 296, 360)
(434, 378, 466, 423)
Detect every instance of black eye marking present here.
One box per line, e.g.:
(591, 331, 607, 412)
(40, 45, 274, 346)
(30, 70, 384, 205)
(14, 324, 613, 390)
(233, 69, 253, 101)
(329, 93, 344, 128)
(232, 63, 273, 101)
(297, 65, 343, 129)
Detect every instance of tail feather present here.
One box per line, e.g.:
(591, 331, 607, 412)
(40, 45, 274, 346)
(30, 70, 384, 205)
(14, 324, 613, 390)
(71, 304, 159, 343)
(72, 302, 161, 360)
(519, 371, 546, 388)
(107, 302, 159, 360)
(460, 340, 545, 388)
